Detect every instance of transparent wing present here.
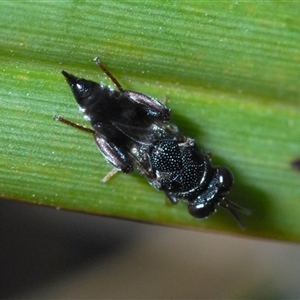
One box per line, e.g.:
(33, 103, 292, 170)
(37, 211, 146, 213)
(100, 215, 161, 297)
(112, 120, 184, 145)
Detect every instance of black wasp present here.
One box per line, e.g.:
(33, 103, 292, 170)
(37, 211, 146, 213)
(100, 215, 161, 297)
(55, 58, 250, 227)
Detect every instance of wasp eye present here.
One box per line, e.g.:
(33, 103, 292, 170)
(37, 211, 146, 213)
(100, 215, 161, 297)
(188, 201, 216, 219)
(217, 167, 234, 195)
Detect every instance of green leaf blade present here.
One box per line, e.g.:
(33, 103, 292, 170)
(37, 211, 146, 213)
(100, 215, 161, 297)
(1, 1, 300, 241)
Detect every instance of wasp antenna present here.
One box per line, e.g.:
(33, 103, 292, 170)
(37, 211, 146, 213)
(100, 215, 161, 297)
(226, 199, 251, 216)
(93, 57, 125, 93)
(219, 198, 251, 230)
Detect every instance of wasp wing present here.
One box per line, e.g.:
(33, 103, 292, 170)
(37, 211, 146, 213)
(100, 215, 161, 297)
(111, 120, 183, 145)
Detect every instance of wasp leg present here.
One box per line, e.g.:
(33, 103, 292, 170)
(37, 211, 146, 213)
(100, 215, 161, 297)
(94, 132, 134, 174)
(54, 116, 95, 134)
(162, 95, 168, 105)
(165, 193, 180, 204)
(93, 57, 171, 122)
(55, 116, 133, 174)
(101, 168, 119, 183)
(94, 57, 125, 93)
(124, 91, 171, 121)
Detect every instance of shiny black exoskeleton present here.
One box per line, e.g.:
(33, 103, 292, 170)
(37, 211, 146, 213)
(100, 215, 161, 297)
(55, 58, 249, 227)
